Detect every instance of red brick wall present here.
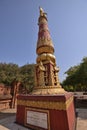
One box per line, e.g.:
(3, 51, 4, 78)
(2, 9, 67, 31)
(0, 99, 11, 110)
(0, 85, 12, 110)
(0, 85, 11, 95)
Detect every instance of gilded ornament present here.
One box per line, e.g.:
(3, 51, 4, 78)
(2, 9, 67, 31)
(17, 96, 73, 110)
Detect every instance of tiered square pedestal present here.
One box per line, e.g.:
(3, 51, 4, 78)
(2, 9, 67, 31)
(16, 92, 76, 130)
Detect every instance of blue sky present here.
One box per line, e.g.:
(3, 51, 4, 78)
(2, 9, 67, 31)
(0, 0, 87, 82)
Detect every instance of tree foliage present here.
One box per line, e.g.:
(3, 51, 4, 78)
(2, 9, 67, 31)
(62, 57, 87, 91)
(0, 63, 19, 85)
(0, 63, 35, 92)
(19, 64, 35, 92)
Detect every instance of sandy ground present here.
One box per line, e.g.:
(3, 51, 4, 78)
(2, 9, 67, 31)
(0, 108, 87, 130)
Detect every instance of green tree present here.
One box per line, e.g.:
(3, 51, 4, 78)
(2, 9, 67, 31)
(0, 63, 35, 92)
(19, 64, 35, 92)
(62, 57, 87, 91)
(0, 63, 19, 85)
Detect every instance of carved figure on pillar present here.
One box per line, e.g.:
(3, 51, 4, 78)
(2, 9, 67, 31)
(38, 61, 45, 86)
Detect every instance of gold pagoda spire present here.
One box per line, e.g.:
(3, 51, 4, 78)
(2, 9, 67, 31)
(32, 8, 65, 95)
(36, 7, 55, 64)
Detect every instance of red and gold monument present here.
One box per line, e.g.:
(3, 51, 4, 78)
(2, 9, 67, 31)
(16, 8, 76, 130)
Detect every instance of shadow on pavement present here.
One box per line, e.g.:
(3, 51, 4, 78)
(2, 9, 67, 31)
(0, 112, 15, 120)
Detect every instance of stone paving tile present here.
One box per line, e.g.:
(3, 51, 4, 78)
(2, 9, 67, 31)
(76, 119, 87, 130)
(76, 108, 87, 130)
(0, 109, 30, 130)
(0, 116, 30, 130)
(0, 109, 15, 120)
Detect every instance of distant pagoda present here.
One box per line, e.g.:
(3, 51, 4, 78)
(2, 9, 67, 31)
(32, 7, 65, 94)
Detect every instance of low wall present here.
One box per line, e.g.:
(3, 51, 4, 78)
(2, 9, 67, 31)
(0, 95, 12, 111)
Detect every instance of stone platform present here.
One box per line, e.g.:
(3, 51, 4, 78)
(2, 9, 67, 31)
(16, 92, 76, 130)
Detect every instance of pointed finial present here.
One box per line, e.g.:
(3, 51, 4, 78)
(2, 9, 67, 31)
(39, 7, 47, 19)
(39, 6, 44, 16)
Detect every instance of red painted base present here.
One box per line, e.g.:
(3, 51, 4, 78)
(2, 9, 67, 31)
(16, 92, 76, 130)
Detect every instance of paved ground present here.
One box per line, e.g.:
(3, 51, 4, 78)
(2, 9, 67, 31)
(0, 108, 87, 130)
(76, 108, 87, 130)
